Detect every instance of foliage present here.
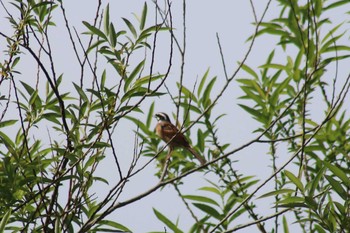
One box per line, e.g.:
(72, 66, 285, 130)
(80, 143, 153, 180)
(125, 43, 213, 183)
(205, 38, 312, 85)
(0, 0, 350, 232)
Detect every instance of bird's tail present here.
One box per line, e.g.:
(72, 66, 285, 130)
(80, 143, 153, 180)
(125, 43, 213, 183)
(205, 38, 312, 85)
(187, 147, 206, 165)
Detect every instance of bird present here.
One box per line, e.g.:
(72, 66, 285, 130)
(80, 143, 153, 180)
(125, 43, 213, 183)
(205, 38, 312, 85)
(155, 112, 206, 165)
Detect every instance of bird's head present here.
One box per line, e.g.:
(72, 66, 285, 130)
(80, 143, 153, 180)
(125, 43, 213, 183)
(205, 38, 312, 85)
(155, 112, 171, 122)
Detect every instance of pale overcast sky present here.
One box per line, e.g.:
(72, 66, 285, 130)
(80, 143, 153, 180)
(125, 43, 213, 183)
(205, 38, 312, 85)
(1, 0, 349, 232)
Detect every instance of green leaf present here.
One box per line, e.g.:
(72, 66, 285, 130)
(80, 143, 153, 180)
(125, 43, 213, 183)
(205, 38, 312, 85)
(333, 201, 346, 215)
(197, 129, 205, 152)
(324, 0, 350, 11)
(73, 83, 88, 102)
(0, 131, 16, 154)
(241, 63, 258, 80)
(124, 60, 145, 92)
(326, 45, 350, 53)
(42, 112, 61, 125)
(325, 175, 347, 199)
(86, 40, 105, 54)
(285, 170, 304, 193)
(125, 116, 152, 135)
(201, 77, 216, 108)
(183, 195, 219, 207)
(193, 203, 221, 220)
(198, 186, 221, 195)
(103, 4, 110, 33)
(29, 90, 40, 108)
(314, 224, 327, 233)
(116, 105, 143, 114)
(20, 81, 35, 95)
(179, 102, 201, 114)
(304, 195, 318, 211)
(82, 21, 107, 40)
(122, 18, 137, 38)
(139, 25, 166, 41)
(11, 56, 21, 69)
(238, 104, 268, 123)
(109, 23, 117, 47)
(240, 85, 265, 106)
(54, 217, 61, 233)
(0, 120, 17, 128)
(321, 23, 343, 44)
(140, 2, 147, 30)
(197, 68, 210, 96)
(0, 209, 11, 232)
(270, 76, 291, 106)
(259, 63, 288, 71)
(324, 161, 350, 186)
(258, 189, 295, 199)
(97, 220, 131, 232)
(153, 208, 184, 233)
(146, 102, 155, 128)
(277, 196, 306, 207)
(178, 84, 197, 102)
(282, 215, 289, 233)
(132, 74, 165, 88)
(308, 166, 326, 197)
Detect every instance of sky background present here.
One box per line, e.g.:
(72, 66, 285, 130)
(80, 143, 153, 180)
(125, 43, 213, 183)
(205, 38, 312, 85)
(1, 0, 349, 232)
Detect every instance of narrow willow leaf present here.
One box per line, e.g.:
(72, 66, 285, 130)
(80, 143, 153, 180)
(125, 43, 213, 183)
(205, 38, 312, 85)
(179, 103, 201, 114)
(0, 209, 11, 232)
(324, 0, 350, 11)
(177, 84, 197, 102)
(122, 18, 137, 38)
(270, 77, 291, 106)
(277, 196, 306, 207)
(259, 63, 288, 71)
(238, 104, 267, 123)
(325, 175, 347, 199)
(97, 220, 131, 232)
(146, 102, 155, 128)
(140, 2, 147, 30)
(282, 215, 289, 233)
(308, 166, 326, 197)
(333, 201, 346, 215)
(241, 63, 258, 80)
(153, 208, 184, 233)
(42, 113, 61, 125)
(103, 4, 110, 33)
(125, 116, 151, 135)
(197, 68, 210, 96)
(183, 195, 219, 206)
(109, 23, 117, 47)
(133, 74, 165, 88)
(0, 120, 17, 128)
(86, 40, 105, 54)
(321, 23, 343, 44)
(193, 203, 221, 220)
(285, 170, 304, 193)
(324, 161, 350, 186)
(314, 224, 327, 233)
(197, 129, 205, 152)
(199, 186, 221, 195)
(258, 189, 295, 199)
(0, 131, 16, 151)
(324, 45, 350, 53)
(73, 83, 88, 102)
(124, 60, 145, 92)
(54, 217, 61, 233)
(20, 81, 35, 95)
(82, 21, 107, 40)
(201, 77, 216, 107)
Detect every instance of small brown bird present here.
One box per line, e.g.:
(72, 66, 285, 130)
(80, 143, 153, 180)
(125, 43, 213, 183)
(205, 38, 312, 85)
(155, 112, 206, 165)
